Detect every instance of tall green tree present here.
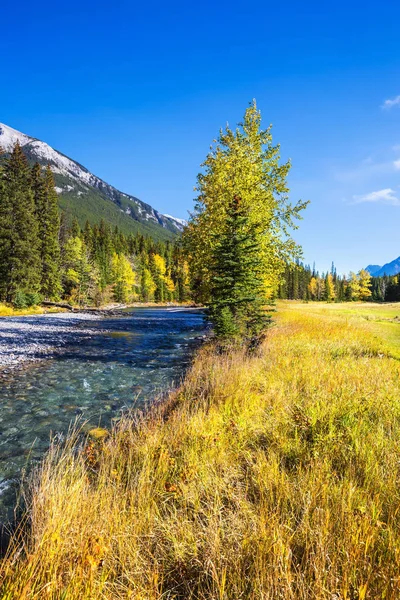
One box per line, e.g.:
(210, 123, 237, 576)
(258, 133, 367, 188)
(62, 236, 98, 305)
(31, 165, 61, 299)
(210, 195, 270, 340)
(0, 143, 40, 301)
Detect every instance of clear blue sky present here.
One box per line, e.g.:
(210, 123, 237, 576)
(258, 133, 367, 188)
(2, 0, 400, 274)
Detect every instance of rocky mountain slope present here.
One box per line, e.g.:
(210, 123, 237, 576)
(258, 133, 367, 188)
(0, 123, 186, 241)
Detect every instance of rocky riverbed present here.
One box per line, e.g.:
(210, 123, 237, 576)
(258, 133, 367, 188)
(0, 312, 104, 371)
(0, 307, 207, 524)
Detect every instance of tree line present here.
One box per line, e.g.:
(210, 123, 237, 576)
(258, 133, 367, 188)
(0, 143, 190, 307)
(278, 262, 400, 302)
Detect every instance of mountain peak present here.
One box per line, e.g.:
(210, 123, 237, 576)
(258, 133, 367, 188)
(0, 122, 184, 240)
(365, 264, 381, 276)
(0, 123, 33, 153)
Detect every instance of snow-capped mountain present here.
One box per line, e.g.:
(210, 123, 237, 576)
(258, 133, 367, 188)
(161, 214, 187, 231)
(0, 123, 186, 239)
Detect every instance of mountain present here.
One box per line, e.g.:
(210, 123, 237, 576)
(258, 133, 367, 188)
(365, 257, 400, 277)
(0, 123, 187, 241)
(365, 264, 382, 276)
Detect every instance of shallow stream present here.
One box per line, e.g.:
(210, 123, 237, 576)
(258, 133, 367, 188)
(0, 307, 206, 521)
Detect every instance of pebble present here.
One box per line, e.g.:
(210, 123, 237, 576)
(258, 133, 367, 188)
(0, 312, 103, 371)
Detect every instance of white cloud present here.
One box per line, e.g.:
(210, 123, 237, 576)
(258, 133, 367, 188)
(382, 95, 400, 110)
(394, 159, 400, 170)
(353, 188, 400, 206)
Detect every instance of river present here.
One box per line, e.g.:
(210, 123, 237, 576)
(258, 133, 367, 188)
(0, 307, 207, 521)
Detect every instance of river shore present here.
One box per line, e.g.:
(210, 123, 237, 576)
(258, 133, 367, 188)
(0, 312, 103, 371)
(0, 305, 204, 372)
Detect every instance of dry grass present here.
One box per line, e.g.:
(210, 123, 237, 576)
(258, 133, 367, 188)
(1, 304, 400, 599)
(0, 304, 65, 318)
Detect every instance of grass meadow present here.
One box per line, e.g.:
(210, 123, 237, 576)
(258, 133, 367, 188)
(1, 301, 400, 599)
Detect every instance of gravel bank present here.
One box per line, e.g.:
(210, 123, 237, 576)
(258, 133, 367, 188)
(0, 312, 104, 371)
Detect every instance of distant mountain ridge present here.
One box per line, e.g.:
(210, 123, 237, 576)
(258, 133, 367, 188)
(365, 265, 382, 276)
(365, 257, 400, 277)
(0, 123, 186, 241)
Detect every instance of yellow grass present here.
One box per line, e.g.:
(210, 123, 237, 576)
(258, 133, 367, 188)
(1, 302, 400, 598)
(0, 304, 66, 317)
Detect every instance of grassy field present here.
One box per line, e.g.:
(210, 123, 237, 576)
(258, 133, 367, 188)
(1, 301, 400, 599)
(283, 301, 400, 359)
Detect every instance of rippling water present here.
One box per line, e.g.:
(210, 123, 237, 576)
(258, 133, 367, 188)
(0, 307, 206, 521)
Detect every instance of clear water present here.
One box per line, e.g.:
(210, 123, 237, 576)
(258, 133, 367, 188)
(0, 307, 206, 521)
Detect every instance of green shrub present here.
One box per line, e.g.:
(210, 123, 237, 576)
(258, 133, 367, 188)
(13, 291, 27, 309)
(25, 292, 42, 307)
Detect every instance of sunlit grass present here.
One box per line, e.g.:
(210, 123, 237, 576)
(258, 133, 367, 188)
(1, 302, 400, 598)
(282, 300, 400, 358)
(0, 304, 65, 318)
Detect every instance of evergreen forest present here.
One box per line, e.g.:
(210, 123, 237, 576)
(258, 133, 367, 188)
(0, 143, 190, 308)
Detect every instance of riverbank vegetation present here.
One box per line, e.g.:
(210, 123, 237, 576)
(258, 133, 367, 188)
(1, 301, 400, 598)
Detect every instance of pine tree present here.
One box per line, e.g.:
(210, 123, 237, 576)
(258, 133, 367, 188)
(0, 143, 40, 302)
(83, 220, 93, 251)
(31, 165, 61, 299)
(71, 217, 81, 238)
(62, 236, 98, 305)
(96, 219, 113, 290)
(0, 163, 11, 300)
(210, 196, 269, 341)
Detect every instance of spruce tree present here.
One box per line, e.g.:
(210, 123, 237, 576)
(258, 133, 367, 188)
(96, 219, 113, 290)
(43, 167, 62, 298)
(210, 195, 269, 341)
(31, 164, 62, 299)
(0, 164, 11, 300)
(0, 143, 40, 302)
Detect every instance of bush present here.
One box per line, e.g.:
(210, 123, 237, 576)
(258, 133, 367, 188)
(25, 292, 42, 307)
(13, 291, 42, 309)
(13, 291, 27, 309)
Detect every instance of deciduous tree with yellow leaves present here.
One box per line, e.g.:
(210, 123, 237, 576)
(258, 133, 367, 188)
(111, 252, 135, 303)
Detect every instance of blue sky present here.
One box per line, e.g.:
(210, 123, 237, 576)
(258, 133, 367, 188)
(1, 0, 400, 274)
